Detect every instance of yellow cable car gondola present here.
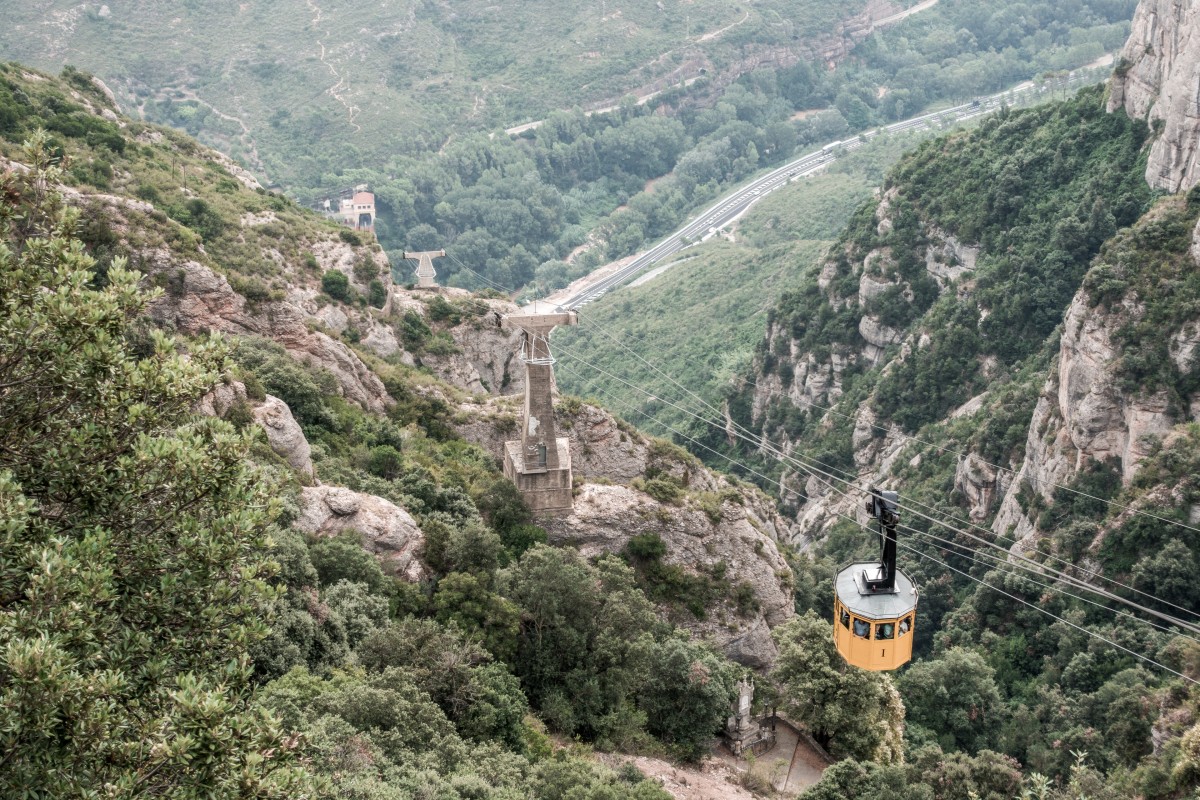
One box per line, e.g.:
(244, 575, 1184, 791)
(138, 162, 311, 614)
(833, 488, 918, 671)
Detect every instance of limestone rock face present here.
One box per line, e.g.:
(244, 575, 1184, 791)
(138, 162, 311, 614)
(419, 295, 525, 396)
(991, 292, 1178, 548)
(566, 402, 658, 483)
(544, 483, 794, 670)
(146, 258, 393, 413)
(1108, 0, 1200, 192)
(955, 454, 1009, 524)
(295, 486, 427, 582)
(749, 186, 980, 441)
(858, 315, 902, 363)
(195, 379, 248, 418)
(253, 395, 314, 480)
(195, 382, 315, 480)
(746, 187, 989, 538)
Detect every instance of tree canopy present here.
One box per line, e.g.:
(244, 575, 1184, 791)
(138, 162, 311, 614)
(0, 137, 309, 796)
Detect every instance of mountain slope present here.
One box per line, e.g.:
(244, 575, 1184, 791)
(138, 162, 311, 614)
(0, 0, 873, 184)
(728, 71, 1200, 796)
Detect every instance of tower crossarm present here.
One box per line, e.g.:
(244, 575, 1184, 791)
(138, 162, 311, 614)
(403, 249, 446, 288)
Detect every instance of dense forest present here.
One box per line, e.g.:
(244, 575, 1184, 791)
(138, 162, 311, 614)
(334, 0, 1139, 293)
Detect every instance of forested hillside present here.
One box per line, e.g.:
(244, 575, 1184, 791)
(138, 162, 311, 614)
(6, 0, 1200, 796)
(0, 0, 1137, 295)
(0, 64, 824, 798)
(705, 81, 1200, 798)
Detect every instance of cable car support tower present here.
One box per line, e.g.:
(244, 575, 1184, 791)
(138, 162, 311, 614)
(500, 302, 579, 513)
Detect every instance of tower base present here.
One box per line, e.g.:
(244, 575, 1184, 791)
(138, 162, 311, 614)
(503, 439, 574, 513)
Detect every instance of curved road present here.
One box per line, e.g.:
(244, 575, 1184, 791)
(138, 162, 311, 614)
(554, 65, 1103, 311)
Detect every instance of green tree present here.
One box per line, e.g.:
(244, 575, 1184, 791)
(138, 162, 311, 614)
(771, 612, 905, 762)
(433, 571, 521, 661)
(307, 531, 389, 594)
(504, 547, 663, 740)
(798, 759, 926, 800)
(322, 580, 390, 650)
(0, 138, 309, 796)
(898, 647, 1003, 753)
(639, 637, 736, 758)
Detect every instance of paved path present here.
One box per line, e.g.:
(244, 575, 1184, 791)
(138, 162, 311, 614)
(874, 0, 941, 28)
(712, 718, 831, 796)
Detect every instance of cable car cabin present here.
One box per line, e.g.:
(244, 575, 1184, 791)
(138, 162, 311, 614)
(834, 562, 917, 671)
(832, 487, 918, 671)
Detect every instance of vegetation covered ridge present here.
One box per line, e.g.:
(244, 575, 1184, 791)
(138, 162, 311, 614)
(712, 78, 1200, 799)
(0, 64, 821, 799)
(0, 0, 1137, 298)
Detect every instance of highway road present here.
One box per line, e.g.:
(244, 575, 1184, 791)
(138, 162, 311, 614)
(555, 66, 1102, 311)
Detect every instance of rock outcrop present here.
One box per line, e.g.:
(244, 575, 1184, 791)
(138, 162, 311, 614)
(195, 378, 249, 419)
(992, 287, 1179, 548)
(545, 483, 794, 669)
(295, 486, 427, 582)
(1109, 0, 1200, 192)
(253, 395, 314, 480)
(405, 291, 526, 396)
(456, 397, 797, 668)
(195, 380, 315, 481)
(147, 257, 394, 413)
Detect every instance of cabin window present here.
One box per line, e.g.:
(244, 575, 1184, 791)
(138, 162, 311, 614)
(852, 618, 870, 638)
(840, 608, 850, 629)
(898, 616, 912, 637)
(876, 622, 895, 640)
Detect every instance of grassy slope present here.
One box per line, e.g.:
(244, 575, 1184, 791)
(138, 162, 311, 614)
(0, 62, 397, 330)
(554, 129, 940, 438)
(0, 0, 865, 184)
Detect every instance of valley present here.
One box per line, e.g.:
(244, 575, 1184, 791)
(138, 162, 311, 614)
(3, 0, 1200, 799)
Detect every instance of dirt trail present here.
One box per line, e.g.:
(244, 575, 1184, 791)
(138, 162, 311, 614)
(697, 9, 750, 43)
(307, 0, 362, 132)
(151, 86, 266, 174)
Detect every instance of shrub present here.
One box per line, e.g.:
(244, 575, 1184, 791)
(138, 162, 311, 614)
(367, 445, 403, 480)
(626, 532, 667, 561)
(353, 253, 378, 283)
(368, 279, 387, 308)
(634, 475, 685, 505)
(165, 197, 226, 241)
(321, 269, 350, 301)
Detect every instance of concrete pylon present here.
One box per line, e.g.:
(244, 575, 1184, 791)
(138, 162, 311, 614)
(501, 302, 578, 512)
(403, 250, 445, 289)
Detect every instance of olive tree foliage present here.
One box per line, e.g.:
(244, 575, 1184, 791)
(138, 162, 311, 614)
(0, 137, 310, 797)
(898, 647, 1003, 754)
(770, 612, 905, 762)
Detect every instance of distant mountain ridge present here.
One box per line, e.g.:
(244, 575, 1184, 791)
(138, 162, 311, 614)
(0, 0, 878, 187)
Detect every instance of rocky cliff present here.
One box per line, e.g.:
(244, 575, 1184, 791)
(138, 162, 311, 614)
(737, 89, 1157, 559)
(991, 194, 1200, 551)
(1109, 0, 1200, 192)
(457, 396, 796, 668)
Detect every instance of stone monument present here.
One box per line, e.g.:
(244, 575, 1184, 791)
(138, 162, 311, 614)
(724, 677, 775, 756)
